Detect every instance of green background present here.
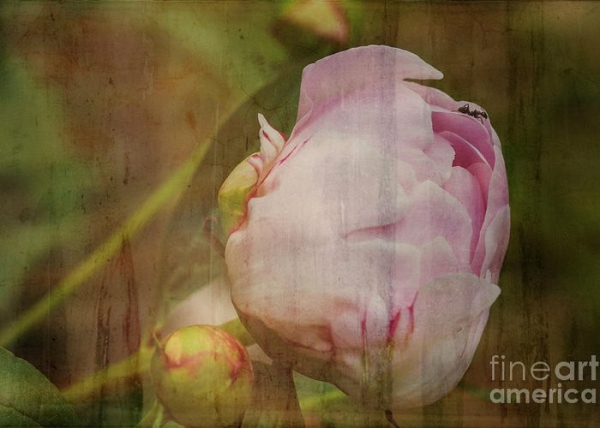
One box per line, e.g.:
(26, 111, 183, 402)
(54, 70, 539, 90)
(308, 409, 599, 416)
(1, 1, 598, 427)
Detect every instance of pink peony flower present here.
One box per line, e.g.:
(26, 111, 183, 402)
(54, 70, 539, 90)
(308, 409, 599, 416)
(222, 45, 510, 410)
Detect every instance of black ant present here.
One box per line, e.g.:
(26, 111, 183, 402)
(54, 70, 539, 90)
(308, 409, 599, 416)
(457, 103, 488, 123)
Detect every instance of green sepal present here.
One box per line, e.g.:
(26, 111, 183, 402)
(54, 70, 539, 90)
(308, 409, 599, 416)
(218, 155, 259, 238)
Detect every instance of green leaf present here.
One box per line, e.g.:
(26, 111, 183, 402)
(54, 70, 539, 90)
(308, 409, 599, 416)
(0, 347, 78, 427)
(0, 404, 42, 427)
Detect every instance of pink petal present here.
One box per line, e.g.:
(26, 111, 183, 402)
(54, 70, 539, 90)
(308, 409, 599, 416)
(442, 166, 485, 259)
(258, 113, 285, 162)
(471, 145, 509, 275)
(419, 237, 468, 288)
(296, 45, 443, 122)
(404, 81, 460, 111)
(390, 180, 474, 267)
(467, 162, 492, 206)
(432, 111, 495, 167)
(437, 130, 490, 169)
(385, 274, 500, 408)
(480, 206, 511, 283)
(250, 81, 442, 236)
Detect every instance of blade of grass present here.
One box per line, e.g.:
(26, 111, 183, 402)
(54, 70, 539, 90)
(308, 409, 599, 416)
(0, 140, 211, 348)
(62, 345, 154, 403)
(0, 51, 307, 349)
(61, 318, 253, 402)
(135, 400, 162, 428)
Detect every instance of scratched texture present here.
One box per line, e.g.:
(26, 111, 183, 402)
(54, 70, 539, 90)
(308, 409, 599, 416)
(1, 1, 599, 427)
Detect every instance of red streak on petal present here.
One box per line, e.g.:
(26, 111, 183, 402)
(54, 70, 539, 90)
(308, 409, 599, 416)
(387, 310, 402, 342)
(229, 139, 310, 236)
(359, 313, 368, 350)
(405, 304, 415, 347)
(261, 129, 278, 151)
(275, 139, 302, 167)
(408, 305, 415, 335)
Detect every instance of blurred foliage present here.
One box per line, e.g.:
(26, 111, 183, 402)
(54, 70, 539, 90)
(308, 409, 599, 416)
(0, 59, 93, 324)
(0, 0, 350, 426)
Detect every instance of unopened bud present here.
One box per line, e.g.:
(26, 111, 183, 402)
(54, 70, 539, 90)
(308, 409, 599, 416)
(151, 325, 253, 427)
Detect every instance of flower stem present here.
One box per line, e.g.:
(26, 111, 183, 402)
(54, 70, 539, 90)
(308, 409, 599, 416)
(0, 140, 212, 348)
(61, 318, 253, 403)
(61, 346, 153, 403)
(135, 400, 163, 428)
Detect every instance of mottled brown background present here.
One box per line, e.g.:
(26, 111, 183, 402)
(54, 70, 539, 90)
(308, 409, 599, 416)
(1, 1, 598, 427)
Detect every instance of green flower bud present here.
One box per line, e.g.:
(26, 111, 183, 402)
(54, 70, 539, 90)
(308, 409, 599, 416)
(151, 325, 254, 427)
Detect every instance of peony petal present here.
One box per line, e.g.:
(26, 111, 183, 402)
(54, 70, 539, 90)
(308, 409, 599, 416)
(432, 111, 496, 167)
(161, 277, 238, 333)
(386, 273, 500, 408)
(258, 113, 285, 154)
(419, 237, 467, 287)
(248, 114, 288, 189)
(438, 130, 490, 169)
(389, 180, 474, 267)
(424, 133, 455, 184)
(472, 145, 509, 274)
(229, 228, 422, 351)
(248, 82, 440, 237)
(490, 125, 503, 148)
(296, 45, 443, 122)
(442, 166, 485, 258)
(246, 153, 263, 175)
(404, 81, 460, 111)
(467, 162, 492, 206)
(480, 206, 511, 283)
(289, 73, 437, 152)
(327, 273, 500, 409)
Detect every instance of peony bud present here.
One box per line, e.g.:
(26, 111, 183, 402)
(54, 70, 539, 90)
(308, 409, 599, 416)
(150, 325, 253, 427)
(223, 45, 510, 410)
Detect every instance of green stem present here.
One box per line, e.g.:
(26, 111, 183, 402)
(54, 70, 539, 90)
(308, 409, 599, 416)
(0, 140, 211, 348)
(61, 318, 253, 403)
(136, 400, 163, 428)
(62, 346, 153, 403)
